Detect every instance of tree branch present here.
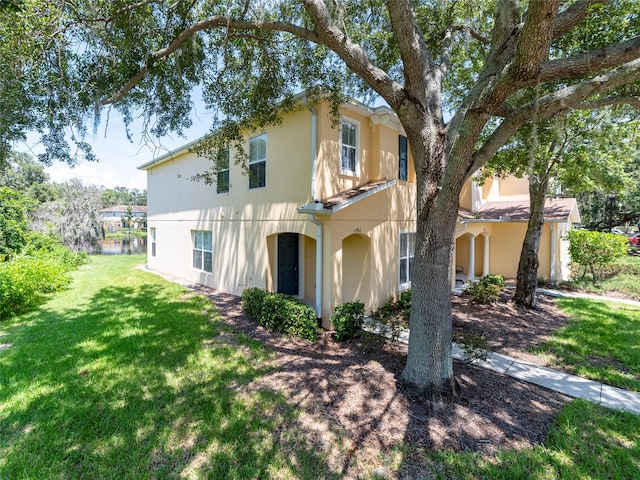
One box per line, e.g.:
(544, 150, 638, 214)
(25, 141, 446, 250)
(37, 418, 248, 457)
(574, 96, 640, 111)
(101, 15, 319, 104)
(553, 0, 612, 38)
(299, 0, 404, 107)
(539, 35, 640, 84)
(511, 0, 559, 81)
(384, 0, 433, 103)
(473, 58, 640, 169)
(451, 25, 490, 45)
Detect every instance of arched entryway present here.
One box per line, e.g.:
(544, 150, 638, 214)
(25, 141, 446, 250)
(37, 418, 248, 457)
(341, 234, 372, 307)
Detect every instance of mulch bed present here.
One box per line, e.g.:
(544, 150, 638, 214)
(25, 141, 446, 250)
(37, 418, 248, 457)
(188, 286, 573, 477)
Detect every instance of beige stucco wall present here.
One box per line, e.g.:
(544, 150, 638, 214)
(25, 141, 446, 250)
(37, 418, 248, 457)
(455, 221, 560, 280)
(497, 175, 530, 199)
(146, 107, 316, 295)
(145, 99, 417, 327)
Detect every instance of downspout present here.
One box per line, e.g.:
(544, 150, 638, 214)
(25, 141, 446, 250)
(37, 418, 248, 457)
(302, 95, 323, 320)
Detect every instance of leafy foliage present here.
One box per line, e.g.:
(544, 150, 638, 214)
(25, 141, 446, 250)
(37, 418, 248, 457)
(331, 301, 365, 342)
(466, 275, 506, 304)
(453, 332, 489, 364)
(241, 288, 318, 341)
(0, 232, 87, 319)
(566, 230, 629, 282)
(0, 186, 33, 260)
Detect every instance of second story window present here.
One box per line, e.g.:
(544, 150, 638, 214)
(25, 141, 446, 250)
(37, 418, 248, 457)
(217, 148, 230, 194)
(249, 134, 267, 189)
(340, 119, 358, 175)
(399, 135, 408, 181)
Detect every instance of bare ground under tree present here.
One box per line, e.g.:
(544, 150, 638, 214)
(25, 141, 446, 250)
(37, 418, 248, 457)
(189, 285, 574, 478)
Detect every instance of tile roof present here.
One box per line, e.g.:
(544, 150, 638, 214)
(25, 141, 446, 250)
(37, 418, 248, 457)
(465, 197, 577, 222)
(98, 205, 147, 214)
(321, 179, 395, 211)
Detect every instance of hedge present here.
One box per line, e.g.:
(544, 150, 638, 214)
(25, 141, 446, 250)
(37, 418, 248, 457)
(242, 287, 318, 341)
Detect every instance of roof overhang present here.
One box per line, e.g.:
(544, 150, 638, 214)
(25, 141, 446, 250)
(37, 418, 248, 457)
(298, 179, 396, 216)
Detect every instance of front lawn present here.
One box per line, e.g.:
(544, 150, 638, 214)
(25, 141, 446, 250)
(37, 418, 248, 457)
(1, 255, 639, 479)
(558, 254, 640, 300)
(534, 298, 640, 392)
(0, 255, 332, 479)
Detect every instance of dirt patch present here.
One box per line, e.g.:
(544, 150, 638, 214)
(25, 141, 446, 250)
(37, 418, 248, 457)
(186, 286, 573, 478)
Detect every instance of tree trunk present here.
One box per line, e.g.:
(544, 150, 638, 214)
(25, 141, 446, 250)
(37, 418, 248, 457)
(400, 178, 460, 406)
(514, 175, 549, 308)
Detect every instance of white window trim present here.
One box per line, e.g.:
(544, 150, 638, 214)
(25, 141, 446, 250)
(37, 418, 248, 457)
(192, 230, 213, 273)
(217, 148, 230, 194)
(339, 116, 360, 177)
(398, 229, 416, 291)
(150, 227, 156, 257)
(249, 134, 267, 189)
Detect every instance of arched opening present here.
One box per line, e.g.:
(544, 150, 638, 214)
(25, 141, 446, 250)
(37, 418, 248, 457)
(341, 234, 372, 308)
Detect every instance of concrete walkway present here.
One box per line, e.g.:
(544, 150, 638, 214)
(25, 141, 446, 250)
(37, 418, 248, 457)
(363, 288, 640, 416)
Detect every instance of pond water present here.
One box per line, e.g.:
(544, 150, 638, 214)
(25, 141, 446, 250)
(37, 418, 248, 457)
(97, 236, 147, 255)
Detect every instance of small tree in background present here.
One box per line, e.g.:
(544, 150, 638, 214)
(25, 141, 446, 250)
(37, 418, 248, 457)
(0, 186, 33, 260)
(566, 230, 628, 282)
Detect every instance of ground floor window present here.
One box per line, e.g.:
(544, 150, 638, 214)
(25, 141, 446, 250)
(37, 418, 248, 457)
(150, 227, 156, 257)
(399, 230, 416, 289)
(192, 230, 212, 273)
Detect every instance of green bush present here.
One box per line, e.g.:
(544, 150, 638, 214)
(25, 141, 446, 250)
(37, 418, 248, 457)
(566, 229, 628, 282)
(398, 290, 412, 316)
(372, 290, 411, 322)
(241, 288, 318, 341)
(466, 274, 506, 304)
(242, 287, 267, 319)
(281, 301, 319, 342)
(0, 255, 72, 319)
(331, 301, 366, 341)
(25, 232, 89, 270)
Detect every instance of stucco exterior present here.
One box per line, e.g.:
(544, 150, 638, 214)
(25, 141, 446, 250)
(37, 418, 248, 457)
(140, 97, 580, 327)
(140, 97, 417, 328)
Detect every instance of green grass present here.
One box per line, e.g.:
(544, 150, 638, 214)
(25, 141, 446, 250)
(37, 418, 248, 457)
(428, 400, 640, 479)
(560, 254, 640, 300)
(2, 255, 639, 478)
(532, 298, 640, 391)
(0, 255, 335, 479)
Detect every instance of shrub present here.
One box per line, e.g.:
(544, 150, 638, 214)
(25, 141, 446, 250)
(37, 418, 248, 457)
(372, 290, 411, 322)
(331, 301, 366, 341)
(454, 332, 489, 363)
(566, 229, 628, 282)
(466, 274, 506, 304)
(0, 255, 72, 319)
(242, 287, 267, 319)
(241, 288, 318, 341)
(25, 232, 89, 270)
(398, 290, 412, 316)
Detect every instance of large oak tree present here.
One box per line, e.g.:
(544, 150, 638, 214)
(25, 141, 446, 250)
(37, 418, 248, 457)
(3, 0, 640, 403)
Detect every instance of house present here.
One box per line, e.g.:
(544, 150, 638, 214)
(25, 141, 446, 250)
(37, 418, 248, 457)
(455, 175, 580, 286)
(138, 94, 579, 327)
(98, 205, 148, 231)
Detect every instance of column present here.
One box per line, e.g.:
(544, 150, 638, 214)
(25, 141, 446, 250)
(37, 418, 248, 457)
(467, 234, 476, 282)
(482, 232, 490, 277)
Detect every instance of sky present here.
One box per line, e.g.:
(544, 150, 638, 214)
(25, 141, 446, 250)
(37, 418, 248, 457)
(20, 106, 213, 192)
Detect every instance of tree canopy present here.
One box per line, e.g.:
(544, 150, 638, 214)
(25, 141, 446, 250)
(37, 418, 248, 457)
(3, 0, 640, 401)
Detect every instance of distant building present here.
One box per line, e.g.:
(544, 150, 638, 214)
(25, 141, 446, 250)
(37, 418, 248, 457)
(99, 205, 147, 231)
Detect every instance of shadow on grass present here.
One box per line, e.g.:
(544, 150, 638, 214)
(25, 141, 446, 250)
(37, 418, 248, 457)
(0, 282, 334, 478)
(537, 298, 640, 391)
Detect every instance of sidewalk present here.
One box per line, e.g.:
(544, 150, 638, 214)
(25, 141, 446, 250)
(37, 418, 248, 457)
(363, 293, 640, 415)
